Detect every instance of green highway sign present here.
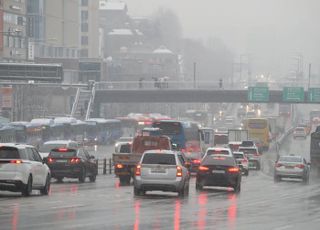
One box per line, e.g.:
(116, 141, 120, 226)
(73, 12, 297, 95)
(282, 87, 304, 102)
(248, 87, 269, 102)
(308, 88, 320, 102)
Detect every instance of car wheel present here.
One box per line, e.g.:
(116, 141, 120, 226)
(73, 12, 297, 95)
(302, 175, 309, 184)
(244, 169, 249, 176)
(89, 173, 97, 182)
(233, 182, 241, 193)
(56, 177, 63, 183)
(134, 186, 144, 196)
(196, 182, 203, 191)
(79, 168, 86, 183)
(256, 162, 261, 170)
(274, 175, 281, 182)
(22, 175, 32, 196)
(40, 174, 51, 195)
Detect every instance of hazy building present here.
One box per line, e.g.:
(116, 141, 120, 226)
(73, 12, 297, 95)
(27, 0, 80, 83)
(0, 0, 27, 62)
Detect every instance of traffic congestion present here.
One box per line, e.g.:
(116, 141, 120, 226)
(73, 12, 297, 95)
(1, 103, 320, 229)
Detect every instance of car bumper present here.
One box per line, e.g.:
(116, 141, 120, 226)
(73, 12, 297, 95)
(196, 174, 240, 188)
(0, 180, 25, 192)
(134, 177, 184, 192)
(275, 169, 305, 178)
(49, 166, 82, 178)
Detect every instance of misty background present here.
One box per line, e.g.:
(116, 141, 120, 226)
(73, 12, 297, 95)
(126, 0, 320, 82)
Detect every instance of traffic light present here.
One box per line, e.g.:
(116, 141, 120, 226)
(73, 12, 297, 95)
(219, 78, 223, 88)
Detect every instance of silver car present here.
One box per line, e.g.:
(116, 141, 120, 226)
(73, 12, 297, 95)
(274, 155, 310, 183)
(133, 150, 190, 197)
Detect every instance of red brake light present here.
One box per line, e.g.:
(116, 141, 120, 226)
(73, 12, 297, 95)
(198, 166, 209, 171)
(58, 148, 68, 152)
(228, 167, 240, 173)
(116, 163, 124, 169)
(296, 164, 305, 169)
(135, 164, 141, 176)
(70, 158, 81, 164)
(192, 159, 201, 164)
(176, 166, 183, 177)
(10, 160, 22, 164)
(47, 158, 54, 163)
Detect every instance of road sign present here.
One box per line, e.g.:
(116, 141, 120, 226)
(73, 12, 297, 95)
(248, 87, 269, 102)
(282, 87, 304, 102)
(308, 88, 320, 102)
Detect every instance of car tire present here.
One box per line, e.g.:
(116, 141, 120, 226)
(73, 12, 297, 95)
(233, 182, 241, 193)
(302, 175, 309, 184)
(256, 162, 261, 170)
(40, 174, 51, 195)
(56, 177, 63, 183)
(196, 182, 203, 191)
(274, 175, 281, 182)
(134, 186, 144, 196)
(89, 173, 97, 182)
(79, 168, 86, 183)
(22, 175, 32, 196)
(244, 169, 249, 176)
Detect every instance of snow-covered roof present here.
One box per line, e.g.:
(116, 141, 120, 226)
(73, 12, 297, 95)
(54, 117, 77, 124)
(99, 0, 127, 11)
(153, 46, 173, 54)
(108, 29, 133, 36)
(30, 118, 53, 125)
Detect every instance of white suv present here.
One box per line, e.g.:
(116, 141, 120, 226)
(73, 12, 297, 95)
(0, 144, 51, 196)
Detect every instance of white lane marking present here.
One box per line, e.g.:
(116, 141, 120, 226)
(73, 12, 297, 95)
(273, 225, 293, 230)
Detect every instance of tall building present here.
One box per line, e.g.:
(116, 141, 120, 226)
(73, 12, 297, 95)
(0, 0, 27, 62)
(27, 0, 80, 82)
(80, 0, 99, 58)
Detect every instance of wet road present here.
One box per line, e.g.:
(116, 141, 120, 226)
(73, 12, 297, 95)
(1, 135, 320, 230)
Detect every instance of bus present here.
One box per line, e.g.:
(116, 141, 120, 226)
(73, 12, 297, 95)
(244, 118, 270, 151)
(0, 125, 16, 143)
(152, 120, 201, 152)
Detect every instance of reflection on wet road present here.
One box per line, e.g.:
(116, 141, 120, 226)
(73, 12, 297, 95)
(1, 137, 320, 230)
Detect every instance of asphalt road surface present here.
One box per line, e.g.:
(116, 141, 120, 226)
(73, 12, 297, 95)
(1, 134, 320, 230)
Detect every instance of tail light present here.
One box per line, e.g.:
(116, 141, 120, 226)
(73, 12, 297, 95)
(192, 159, 201, 164)
(276, 162, 283, 167)
(47, 158, 54, 164)
(228, 167, 240, 173)
(10, 160, 23, 164)
(58, 148, 68, 152)
(116, 163, 124, 169)
(198, 166, 209, 171)
(135, 164, 141, 176)
(296, 164, 305, 169)
(70, 158, 81, 164)
(176, 166, 183, 177)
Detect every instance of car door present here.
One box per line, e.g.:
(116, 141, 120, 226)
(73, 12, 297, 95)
(83, 149, 94, 174)
(26, 147, 41, 185)
(32, 148, 47, 186)
(78, 149, 88, 173)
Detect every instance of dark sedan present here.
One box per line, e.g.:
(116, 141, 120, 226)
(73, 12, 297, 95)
(46, 148, 97, 183)
(196, 155, 241, 193)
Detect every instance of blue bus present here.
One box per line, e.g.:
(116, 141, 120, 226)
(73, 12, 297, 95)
(152, 120, 201, 152)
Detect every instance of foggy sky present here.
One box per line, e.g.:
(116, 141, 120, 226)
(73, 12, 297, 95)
(126, 0, 320, 76)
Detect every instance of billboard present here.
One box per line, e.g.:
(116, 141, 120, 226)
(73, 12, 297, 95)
(0, 87, 13, 109)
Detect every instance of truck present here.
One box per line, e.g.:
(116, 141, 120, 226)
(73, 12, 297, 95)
(113, 134, 172, 185)
(227, 129, 248, 151)
(310, 130, 320, 174)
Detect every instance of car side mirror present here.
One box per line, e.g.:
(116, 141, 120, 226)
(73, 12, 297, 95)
(42, 157, 47, 164)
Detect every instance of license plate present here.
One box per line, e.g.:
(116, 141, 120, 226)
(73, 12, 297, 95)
(285, 166, 294, 169)
(56, 159, 67, 163)
(151, 169, 166, 173)
(119, 156, 129, 160)
(212, 170, 225, 174)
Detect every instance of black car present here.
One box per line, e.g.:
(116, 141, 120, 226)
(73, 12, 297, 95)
(46, 148, 97, 183)
(196, 155, 241, 193)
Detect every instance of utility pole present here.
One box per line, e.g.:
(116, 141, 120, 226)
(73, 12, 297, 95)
(193, 62, 196, 89)
(308, 63, 311, 90)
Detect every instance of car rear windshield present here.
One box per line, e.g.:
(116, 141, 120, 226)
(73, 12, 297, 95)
(207, 149, 230, 155)
(238, 148, 257, 155)
(233, 153, 244, 159)
(202, 155, 236, 166)
(39, 144, 67, 152)
(0, 147, 20, 159)
(49, 149, 77, 158)
(142, 153, 176, 165)
(279, 156, 302, 163)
